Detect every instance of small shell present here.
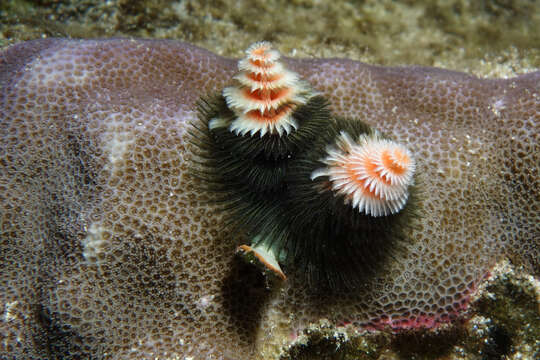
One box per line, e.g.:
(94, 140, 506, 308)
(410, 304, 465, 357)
(236, 243, 287, 281)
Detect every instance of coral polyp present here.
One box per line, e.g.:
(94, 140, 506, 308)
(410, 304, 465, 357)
(311, 132, 415, 217)
(220, 41, 312, 137)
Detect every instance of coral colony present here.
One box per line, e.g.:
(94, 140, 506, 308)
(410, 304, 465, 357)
(194, 42, 418, 290)
(1, 38, 538, 359)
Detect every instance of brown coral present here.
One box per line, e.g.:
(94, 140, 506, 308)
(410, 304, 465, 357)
(0, 39, 538, 359)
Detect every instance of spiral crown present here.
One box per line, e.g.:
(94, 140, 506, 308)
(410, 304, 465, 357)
(222, 42, 312, 137)
(311, 132, 415, 217)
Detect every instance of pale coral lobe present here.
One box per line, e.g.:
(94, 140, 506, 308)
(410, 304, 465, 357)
(0, 39, 538, 359)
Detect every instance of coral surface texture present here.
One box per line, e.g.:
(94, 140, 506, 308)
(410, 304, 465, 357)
(0, 38, 538, 359)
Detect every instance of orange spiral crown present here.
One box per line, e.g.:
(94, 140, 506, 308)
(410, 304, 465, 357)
(311, 131, 415, 217)
(220, 42, 313, 137)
